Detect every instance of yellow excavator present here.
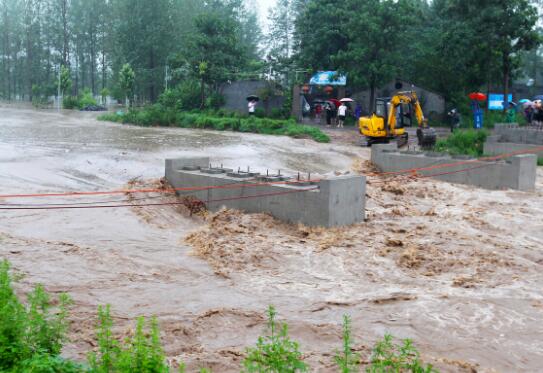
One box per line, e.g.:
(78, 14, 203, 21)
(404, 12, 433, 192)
(359, 91, 436, 148)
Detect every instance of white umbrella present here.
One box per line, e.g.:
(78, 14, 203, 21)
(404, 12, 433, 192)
(340, 98, 354, 103)
(522, 101, 534, 109)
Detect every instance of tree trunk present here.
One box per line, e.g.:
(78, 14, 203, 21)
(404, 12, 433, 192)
(200, 77, 205, 109)
(25, 4, 33, 102)
(2, 2, 9, 100)
(485, 80, 490, 114)
(61, 0, 69, 66)
(149, 49, 155, 102)
(369, 77, 376, 115)
(90, 29, 96, 95)
(503, 54, 509, 115)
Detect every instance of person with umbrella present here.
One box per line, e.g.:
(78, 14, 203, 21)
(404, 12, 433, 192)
(337, 102, 348, 128)
(506, 101, 518, 123)
(447, 108, 461, 133)
(247, 95, 259, 116)
(325, 101, 335, 127)
(314, 101, 324, 124)
(534, 100, 543, 127)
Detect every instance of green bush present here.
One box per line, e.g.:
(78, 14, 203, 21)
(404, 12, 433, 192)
(16, 354, 84, 372)
(88, 305, 170, 373)
(159, 81, 202, 111)
(206, 92, 225, 110)
(538, 158, 543, 166)
(366, 334, 436, 373)
(63, 96, 80, 110)
(79, 89, 98, 109)
(435, 129, 488, 157)
(0, 260, 73, 372)
(98, 108, 331, 143)
(242, 306, 308, 373)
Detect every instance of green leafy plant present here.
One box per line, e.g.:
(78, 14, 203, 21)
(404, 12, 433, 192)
(88, 305, 171, 373)
(119, 63, 136, 108)
(63, 96, 81, 110)
(335, 315, 360, 373)
(100, 88, 110, 105)
(242, 306, 307, 373)
(79, 89, 98, 109)
(0, 260, 73, 371)
(434, 129, 488, 157)
(366, 334, 436, 373)
(60, 65, 72, 96)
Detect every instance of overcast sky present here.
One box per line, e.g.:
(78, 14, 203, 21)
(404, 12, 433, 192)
(255, 0, 276, 31)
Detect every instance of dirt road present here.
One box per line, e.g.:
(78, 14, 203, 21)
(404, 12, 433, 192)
(1, 106, 542, 372)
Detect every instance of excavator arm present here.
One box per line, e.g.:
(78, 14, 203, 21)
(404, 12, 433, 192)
(387, 92, 427, 132)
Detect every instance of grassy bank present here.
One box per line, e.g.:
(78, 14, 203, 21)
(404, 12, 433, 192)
(98, 106, 330, 143)
(0, 260, 436, 372)
(434, 129, 488, 157)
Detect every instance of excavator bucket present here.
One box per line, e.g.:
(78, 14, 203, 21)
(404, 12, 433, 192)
(417, 128, 437, 149)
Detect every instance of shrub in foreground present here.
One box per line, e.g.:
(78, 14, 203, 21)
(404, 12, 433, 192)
(243, 306, 308, 373)
(367, 334, 437, 372)
(1, 261, 437, 372)
(0, 260, 75, 372)
(88, 305, 169, 372)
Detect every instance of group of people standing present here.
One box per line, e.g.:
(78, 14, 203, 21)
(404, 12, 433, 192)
(523, 99, 543, 126)
(314, 101, 360, 128)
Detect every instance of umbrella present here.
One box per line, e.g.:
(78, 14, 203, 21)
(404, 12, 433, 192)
(328, 99, 341, 108)
(468, 92, 487, 101)
(313, 99, 326, 104)
(533, 95, 543, 101)
(246, 95, 260, 102)
(522, 101, 534, 109)
(340, 98, 355, 103)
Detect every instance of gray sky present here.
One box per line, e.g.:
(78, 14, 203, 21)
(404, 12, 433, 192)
(255, 0, 277, 30)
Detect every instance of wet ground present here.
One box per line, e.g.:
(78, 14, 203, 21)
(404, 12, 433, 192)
(1, 105, 542, 372)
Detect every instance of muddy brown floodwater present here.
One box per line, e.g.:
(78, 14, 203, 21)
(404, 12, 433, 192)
(1, 105, 542, 372)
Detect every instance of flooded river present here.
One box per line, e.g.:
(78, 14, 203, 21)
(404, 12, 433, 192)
(1, 105, 542, 372)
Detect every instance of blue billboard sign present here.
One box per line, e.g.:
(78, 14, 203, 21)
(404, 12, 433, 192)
(488, 94, 513, 110)
(309, 71, 347, 86)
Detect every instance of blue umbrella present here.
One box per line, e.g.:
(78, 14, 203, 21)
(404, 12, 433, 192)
(533, 95, 543, 101)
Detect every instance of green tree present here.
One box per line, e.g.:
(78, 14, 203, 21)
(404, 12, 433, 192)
(181, 1, 248, 108)
(60, 65, 72, 96)
(334, 0, 417, 104)
(295, 0, 348, 72)
(119, 63, 135, 108)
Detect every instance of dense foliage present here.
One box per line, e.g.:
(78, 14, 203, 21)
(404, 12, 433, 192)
(0, 260, 76, 372)
(0, 0, 261, 104)
(1, 0, 540, 109)
(295, 0, 541, 107)
(435, 129, 489, 157)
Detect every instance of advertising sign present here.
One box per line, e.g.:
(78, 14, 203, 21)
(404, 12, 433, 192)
(309, 71, 347, 86)
(488, 94, 513, 110)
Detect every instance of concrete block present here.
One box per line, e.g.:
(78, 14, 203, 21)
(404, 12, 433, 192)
(371, 145, 536, 191)
(165, 157, 366, 227)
